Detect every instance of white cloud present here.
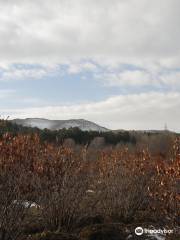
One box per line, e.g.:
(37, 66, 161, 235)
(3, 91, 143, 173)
(0, 64, 58, 81)
(3, 92, 180, 132)
(96, 69, 180, 88)
(0, 0, 179, 87)
(68, 62, 97, 74)
(0, 68, 46, 81)
(0, 0, 179, 68)
(97, 70, 152, 87)
(160, 71, 180, 86)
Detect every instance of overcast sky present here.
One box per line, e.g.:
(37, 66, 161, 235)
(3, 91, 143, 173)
(0, 0, 180, 131)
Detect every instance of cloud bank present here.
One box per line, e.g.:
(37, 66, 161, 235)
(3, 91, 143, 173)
(0, 0, 180, 66)
(2, 92, 180, 132)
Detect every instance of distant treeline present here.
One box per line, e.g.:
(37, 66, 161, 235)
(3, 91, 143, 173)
(1, 119, 178, 146)
(0, 120, 137, 145)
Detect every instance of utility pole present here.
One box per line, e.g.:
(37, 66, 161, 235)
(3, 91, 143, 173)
(164, 123, 168, 131)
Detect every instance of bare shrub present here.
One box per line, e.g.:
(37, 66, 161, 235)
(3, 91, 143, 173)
(36, 147, 92, 232)
(0, 129, 179, 238)
(0, 180, 27, 240)
(93, 148, 152, 222)
(0, 155, 30, 239)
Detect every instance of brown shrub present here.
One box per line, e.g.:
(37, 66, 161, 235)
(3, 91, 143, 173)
(0, 132, 179, 238)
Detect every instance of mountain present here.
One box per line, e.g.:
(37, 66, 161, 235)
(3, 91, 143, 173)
(11, 118, 109, 132)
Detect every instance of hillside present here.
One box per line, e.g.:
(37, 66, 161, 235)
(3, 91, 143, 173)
(12, 118, 109, 132)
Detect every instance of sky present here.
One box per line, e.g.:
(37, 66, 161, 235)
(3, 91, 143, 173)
(0, 0, 180, 131)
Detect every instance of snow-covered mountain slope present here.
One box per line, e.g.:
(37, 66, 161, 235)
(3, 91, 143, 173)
(12, 118, 109, 132)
